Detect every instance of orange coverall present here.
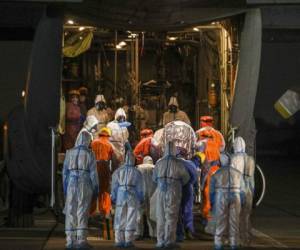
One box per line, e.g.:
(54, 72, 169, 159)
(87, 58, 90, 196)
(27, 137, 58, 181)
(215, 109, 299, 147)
(201, 139, 220, 220)
(90, 134, 114, 216)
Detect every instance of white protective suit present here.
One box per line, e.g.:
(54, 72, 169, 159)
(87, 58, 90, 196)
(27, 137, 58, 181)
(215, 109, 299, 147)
(161, 120, 196, 159)
(153, 142, 190, 248)
(107, 108, 129, 162)
(136, 156, 157, 238)
(210, 153, 246, 250)
(111, 151, 144, 247)
(63, 131, 99, 249)
(162, 97, 191, 126)
(231, 137, 255, 246)
(75, 115, 99, 145)
(87, 95, 110, 135)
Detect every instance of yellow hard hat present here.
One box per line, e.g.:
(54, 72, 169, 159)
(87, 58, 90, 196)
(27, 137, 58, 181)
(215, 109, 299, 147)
(195, 152, 206, 164)
(99, 127, 112, 137)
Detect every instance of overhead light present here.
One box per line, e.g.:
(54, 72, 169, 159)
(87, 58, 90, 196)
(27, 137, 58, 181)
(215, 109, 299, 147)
(211, 22, 216, 25)
(128, 33, 137, 39)
(168, 36, 178, 41)
(22, 90, 26, 97)
(193, 27, 200, 32)
(119, 41, 127, 46)
(79, 36, 83, 40)
(67, 19, 74, 25)
(78, 26, 85, 31)
(116, 44, 122, 49)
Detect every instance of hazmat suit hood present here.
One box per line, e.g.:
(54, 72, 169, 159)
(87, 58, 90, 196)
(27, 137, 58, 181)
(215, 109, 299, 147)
(95, 94, 106, 104)
(124, 150, 135, 166)
(220, 153, 230, 167)
(84, 115, 99, 131)
(163, 141, 176, 157)
(168, 96, 179, 107)
(143, 156, 153, 165)
(75, 130, 91, 147)
(115, 108, 127, 120)
(233, 137, 246, 153)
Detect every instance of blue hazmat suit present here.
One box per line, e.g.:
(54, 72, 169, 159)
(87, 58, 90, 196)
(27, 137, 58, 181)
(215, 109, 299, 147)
(111, 150, 144, 247)
(231, 137, 255, 246)
(63, 131, 99, 248)
(153, 141, 190, 248)
(210, 153, 246, 250)
(176, 157, 198, 241)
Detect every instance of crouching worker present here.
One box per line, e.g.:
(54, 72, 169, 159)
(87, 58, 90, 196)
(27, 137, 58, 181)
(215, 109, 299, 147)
(111, 150, 144, 248)
(135, 156, 157, 240)
(210, 153, 246, 250)
(63, 131, 99, 249)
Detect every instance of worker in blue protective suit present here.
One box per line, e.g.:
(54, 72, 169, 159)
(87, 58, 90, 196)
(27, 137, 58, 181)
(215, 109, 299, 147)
(210, 153, 246, 250)
(231, 137, 255, 246)
(63, 131, 99, 249)
(153, 141, 190, 249)
(176, 148, 198, 241)
(111, 150, 144, 248)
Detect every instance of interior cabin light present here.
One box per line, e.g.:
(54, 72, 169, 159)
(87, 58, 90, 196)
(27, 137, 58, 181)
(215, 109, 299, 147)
(128, 33, 137, 39)
(119, 41, 127, 46)
(193, 27, 200, 32)
(67, 19, 74, 25)
(168, 37, 178, 41)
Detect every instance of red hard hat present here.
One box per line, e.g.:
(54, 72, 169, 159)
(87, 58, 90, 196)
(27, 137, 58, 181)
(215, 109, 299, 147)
(140, 129, 153, 138)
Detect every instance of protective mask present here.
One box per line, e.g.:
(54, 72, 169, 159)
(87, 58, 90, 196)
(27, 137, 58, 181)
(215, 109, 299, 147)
(96, 101, 106, 110)
(169, 105, 177, 113)
(117, 116, 126, 123)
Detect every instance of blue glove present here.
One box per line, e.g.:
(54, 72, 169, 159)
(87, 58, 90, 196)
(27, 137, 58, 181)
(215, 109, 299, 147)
(63, 180, 68, 197)
(240, 192, 246, 207)
(125, 141, 132, 152)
